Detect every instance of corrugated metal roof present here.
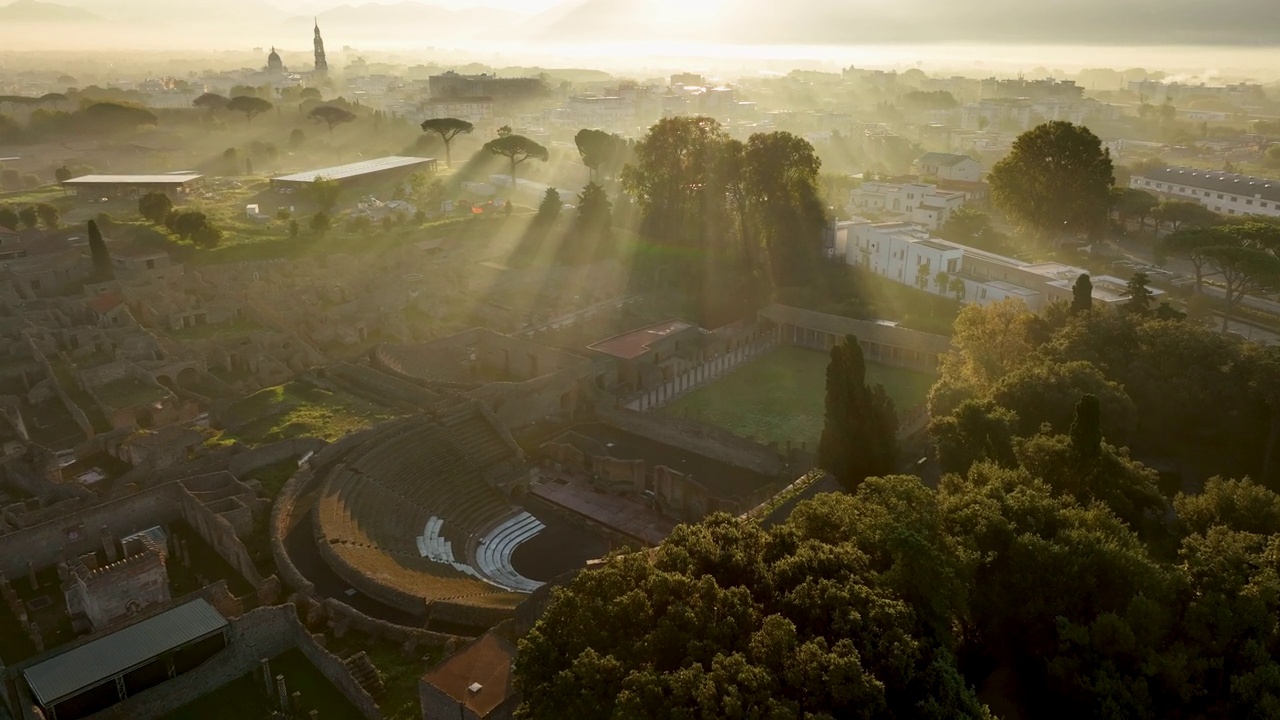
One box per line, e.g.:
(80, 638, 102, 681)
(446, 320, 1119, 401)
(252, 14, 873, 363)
(64, 174, 203, 185)
(23, 599, 228, 706)
(272, 156, 435, 184)
(1138, 166, 1280, 203)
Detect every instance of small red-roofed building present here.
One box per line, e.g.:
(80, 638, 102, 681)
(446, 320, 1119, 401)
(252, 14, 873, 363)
(419, 631, 519, 720)
(85, 290, 128, 327)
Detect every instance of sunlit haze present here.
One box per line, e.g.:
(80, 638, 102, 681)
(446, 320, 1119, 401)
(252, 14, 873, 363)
(4, 2, 1280, 719)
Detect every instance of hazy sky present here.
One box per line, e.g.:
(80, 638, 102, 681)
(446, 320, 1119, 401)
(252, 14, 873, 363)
(267, 0, 567, 11)
(1, 0, 1278, 78)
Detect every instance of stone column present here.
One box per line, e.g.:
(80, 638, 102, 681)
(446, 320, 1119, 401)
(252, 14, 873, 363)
(27, 560, 37, 590)
(276, 675, 288, 712)
(101, 526, 117, 563)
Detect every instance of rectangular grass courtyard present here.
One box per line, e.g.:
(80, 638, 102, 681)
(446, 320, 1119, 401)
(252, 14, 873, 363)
(662, 346, 935, 451)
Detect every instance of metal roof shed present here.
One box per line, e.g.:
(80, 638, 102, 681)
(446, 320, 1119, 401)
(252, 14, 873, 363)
(270, 156, 437, 188)
(23, 599, 228, 710)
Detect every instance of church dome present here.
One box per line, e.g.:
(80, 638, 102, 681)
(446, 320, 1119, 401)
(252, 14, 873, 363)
(267, 47, 284, 72)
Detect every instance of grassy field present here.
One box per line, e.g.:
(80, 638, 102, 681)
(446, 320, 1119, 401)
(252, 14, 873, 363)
(217, 381, 402, 446)
(663, 346, 935, 450)
(164, 649, 364, 720)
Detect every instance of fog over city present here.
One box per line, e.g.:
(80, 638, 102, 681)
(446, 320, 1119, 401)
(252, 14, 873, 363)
(3, 2, 1280, 720)
(1, 0, 1279, 78)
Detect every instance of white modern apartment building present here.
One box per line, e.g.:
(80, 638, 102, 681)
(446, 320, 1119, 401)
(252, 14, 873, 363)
(847, 182, 967, 230)
(1129, 166, 1280, 219)
(831, 219, 1157, 310)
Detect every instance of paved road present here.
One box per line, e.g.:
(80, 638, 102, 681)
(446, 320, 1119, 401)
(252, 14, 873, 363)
(1218, 316, 1280, 346)
(1105, 236, 1280, 343)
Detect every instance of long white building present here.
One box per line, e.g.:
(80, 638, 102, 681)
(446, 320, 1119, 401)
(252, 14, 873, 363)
(1130, 166, 1280, 219)
(832, 219, 1157, 310)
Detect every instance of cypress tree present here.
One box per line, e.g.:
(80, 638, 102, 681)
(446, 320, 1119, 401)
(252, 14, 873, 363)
(1069, 393, 1103, 460)
(817, 335, 899, 490)
(87, 220, 113, 281)
(1071, 273, 1093, 314)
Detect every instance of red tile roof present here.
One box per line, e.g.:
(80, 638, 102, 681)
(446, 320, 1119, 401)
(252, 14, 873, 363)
(86, 291, 125, 315)
(422, 632, 516, 718)
(588, 319, 694, 360)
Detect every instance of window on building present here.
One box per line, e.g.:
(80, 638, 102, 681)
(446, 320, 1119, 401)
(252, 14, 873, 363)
(1218, 194, 1224, 199)
(1247, 199, 1254, 205)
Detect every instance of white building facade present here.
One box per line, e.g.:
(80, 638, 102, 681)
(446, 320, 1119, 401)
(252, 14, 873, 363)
(1130, 166, 1280, 219)
(913, 152, 983, 182)
(847, 182, 967, 230)
(831, 219, 1158, 311)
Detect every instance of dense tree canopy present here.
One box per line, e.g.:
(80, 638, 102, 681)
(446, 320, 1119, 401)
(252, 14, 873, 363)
(1111, 186, 1160, 230)
(620, 116, 829, 320)
(574, 129, 631, 181)
(1153, 199, 1220, 235)
(518, 459, 1280, 719)
(931, 299, 1274, 484)
(137, 191, 172, 224)
(989, 121, 1114, 240)
(80, 102, 158, 133)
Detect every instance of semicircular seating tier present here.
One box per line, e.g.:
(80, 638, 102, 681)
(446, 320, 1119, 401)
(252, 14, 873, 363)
(314, 402, 545, 621)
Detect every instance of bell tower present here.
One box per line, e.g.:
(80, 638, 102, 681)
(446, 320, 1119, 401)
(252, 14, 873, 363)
(313, 19, 328, 75)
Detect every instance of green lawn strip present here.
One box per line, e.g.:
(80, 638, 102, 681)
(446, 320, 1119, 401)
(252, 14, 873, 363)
(663, 346, 934, 449)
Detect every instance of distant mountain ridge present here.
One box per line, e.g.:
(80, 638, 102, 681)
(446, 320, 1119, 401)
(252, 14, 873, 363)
(0, 0, 97, 22)
(534, 0, 1280, 46)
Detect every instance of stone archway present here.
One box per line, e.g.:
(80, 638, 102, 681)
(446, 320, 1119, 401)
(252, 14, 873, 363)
(176, 367, 199, 388)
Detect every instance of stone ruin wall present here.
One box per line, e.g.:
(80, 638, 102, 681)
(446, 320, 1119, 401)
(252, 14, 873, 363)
(0, 473, 268, 595)
(64, 537, 171, 632)
(596, 408, 784, 477)
(11, 604, 385, 720)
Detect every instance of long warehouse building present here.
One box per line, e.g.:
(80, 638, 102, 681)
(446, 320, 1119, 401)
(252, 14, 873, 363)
(270, 156, 438, 193)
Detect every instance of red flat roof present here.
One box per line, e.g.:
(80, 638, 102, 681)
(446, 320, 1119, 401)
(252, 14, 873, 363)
(588, 320, 694, 360)
(422, 632, 516, 718)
